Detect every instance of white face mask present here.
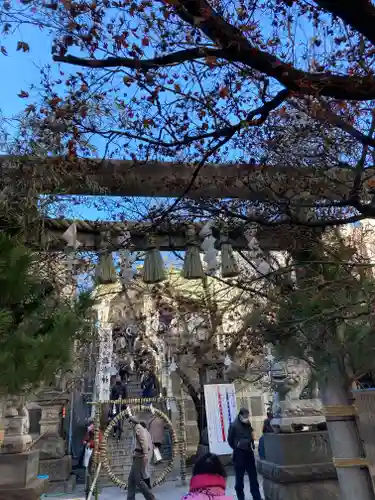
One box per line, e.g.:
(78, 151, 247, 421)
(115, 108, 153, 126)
(239, 416, 250, 424)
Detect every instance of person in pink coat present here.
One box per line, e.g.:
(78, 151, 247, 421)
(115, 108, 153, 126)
(182, 453, 233, 500)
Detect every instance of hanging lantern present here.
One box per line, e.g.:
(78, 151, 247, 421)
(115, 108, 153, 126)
(95, 252, 118, 284)
(244, 225, 260, 259)
(244, 225, 270, 275)
(182, 226, 204, 279)
(220, 230, 239, 278)
(142, 236, 166, 284)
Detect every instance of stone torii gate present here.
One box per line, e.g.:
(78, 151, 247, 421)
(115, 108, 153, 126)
(0, 155, 368, 253)
(39, 218, 316, 253)
(0, 155, 371, 202)
(0, 154, 372, 499)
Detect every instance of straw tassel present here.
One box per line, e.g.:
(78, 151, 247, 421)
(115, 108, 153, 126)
(119, 249, 136, 285)
(220, 230, 239, 278)
(142, 237, 166, 284)
(95, 252, 118, 284)
(182, 226, 204, 279)
(199, 220, 218, 273)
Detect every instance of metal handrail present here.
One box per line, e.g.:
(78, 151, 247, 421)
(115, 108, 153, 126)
(87, 462, 101, 500)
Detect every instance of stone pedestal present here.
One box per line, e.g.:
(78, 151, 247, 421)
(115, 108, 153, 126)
(34, 390, 72, 490)
(0, 477, 48, 500)
(257, 432, 340, 500)
(33, 431, 66, 460)
(271, 399, 325, 433)
(38, 454, 76, 493)
(35, 391, 68, 456)
(39, 454, 72, 482)
(1, 431, 32, 454)
(0, 450, 48, 500)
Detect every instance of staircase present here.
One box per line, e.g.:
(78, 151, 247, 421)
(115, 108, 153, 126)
(98, 376, 173, 487)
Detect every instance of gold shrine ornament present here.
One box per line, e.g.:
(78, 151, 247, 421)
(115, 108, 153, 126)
(333, 457, 369, 468)
(323, 404, 357, 418)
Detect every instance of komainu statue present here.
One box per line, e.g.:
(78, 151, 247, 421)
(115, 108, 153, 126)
(0, 395, 32, 454)
(270, 357, 325, 433)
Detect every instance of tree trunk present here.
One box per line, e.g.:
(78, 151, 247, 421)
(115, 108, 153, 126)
(197, 367, 209, 444)
(321, 363, 374, 500)
(194, 394, 207, 444)
(175, 367, 208, 446)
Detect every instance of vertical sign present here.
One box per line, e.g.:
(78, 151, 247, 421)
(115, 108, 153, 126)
(96, 325, 113, 401)
(204, 384, 237, 455)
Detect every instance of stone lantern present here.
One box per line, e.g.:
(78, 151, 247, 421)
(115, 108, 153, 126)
(32, 389, 74, 493)
(0, 396, 48, 499)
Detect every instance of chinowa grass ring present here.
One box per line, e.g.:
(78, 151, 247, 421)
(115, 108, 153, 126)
(101, 405, 177, 489)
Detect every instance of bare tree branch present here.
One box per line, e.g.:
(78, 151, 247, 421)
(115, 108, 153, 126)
(53, 48, 227, 70)
(289, 98, 375, 149)
(314, 0, 375, 46)
(53, 19, 375, 100)
(80, 88, 290, 147)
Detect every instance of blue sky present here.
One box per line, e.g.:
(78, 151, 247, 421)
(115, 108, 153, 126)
(0, 11, 361, 285)
(0, 14, 350, 227)
(0, 28, 177, 224)
(0, 27, 185, 276)
(1, 27, 185, 226)
(1, 26, 52, 118)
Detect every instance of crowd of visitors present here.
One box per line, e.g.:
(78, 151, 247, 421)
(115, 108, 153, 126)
(83, 358, 267, 500)
(122, 406, 265, 500)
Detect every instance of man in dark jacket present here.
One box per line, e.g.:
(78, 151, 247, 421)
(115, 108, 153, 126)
(109, 375, 128, 441)
(141, 370, 160, 399)
(228, 408, 263, 500)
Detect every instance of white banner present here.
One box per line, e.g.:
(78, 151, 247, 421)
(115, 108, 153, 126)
(204, 383, 237, 455)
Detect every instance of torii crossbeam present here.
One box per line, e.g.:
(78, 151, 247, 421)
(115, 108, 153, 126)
(0, 155, 371, 201)
(39, 218, 319, 252)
